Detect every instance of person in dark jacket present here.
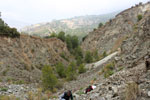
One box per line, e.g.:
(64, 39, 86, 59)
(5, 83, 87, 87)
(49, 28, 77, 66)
(60, 90, 73, 100)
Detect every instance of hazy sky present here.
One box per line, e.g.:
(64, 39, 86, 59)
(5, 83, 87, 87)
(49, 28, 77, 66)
(0, 0, 149, 28)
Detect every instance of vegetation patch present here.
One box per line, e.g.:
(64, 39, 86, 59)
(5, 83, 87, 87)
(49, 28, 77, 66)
(42, 65, 58, 92)
(137, 14, 142, 21)
(56, 62, 66, 78)
(66, 62, 77, 81)
(0, 87, 8, 92)
(60, 52, 69, 61)
(125, 82, 140, 100)
(101, 62, 115, 78)
(0, 95, 20, 100)
(98, 23, 103, 28)
(0, 15, 20, 38)
(78, 64, 86, 74)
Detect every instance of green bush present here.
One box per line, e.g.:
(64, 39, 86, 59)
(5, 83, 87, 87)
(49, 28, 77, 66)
(71, 35, 79, 49)
(104, 70, 114, 78)
(45, 32, 57, 38)
(93, 28, 97, 31)
(66, 62, 77, 81)
(65, 35, 73, 51)
(0, 87, 8, 92)
(102, 51, 107, 58)
(93, 50, 99, 61)
(57, 31, 65, 42)
(56, 62, 66, 78)
(78, 64, 86, 74)
(98, 23, 103, 28)
(137, 14, 142, 21)
(60, 52, 69, 61)
(42, 65, 58, 91)
(0, 17, 20, 38)
(85, 51, 93, 63)
(73, 46, 83, 61)
(102, 62, 115, 78)
(76, 56, 83, 66)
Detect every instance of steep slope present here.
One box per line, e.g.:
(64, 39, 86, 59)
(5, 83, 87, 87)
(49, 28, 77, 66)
(20, 12, 118, 38)
(82, 2, 150, 55)
(0, 35, 70, 83)
(76, 2, 150, 100)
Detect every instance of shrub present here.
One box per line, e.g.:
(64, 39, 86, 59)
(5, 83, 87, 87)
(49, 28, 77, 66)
(57, 31, 65, 42)
(78, 64, 86, 74)
(137, 14, 142, 21)
(93, 50, 99, 61)
(0, 87, 8, 92)
(85, 51, 93, 63)
(76, 56, 83, 66)
(102, 62, 115, 78)
(93, 28, 97, 31)
(73, 46, 84, 65)
(0, 14, 20, 38)
(98, 23, 103, 28)
(42, 65, 58, 91)
(60, 52, 69, 61)
(66, 62, 77, 81)
(65, 35, 73, 51)
(70, 35, 79, 49)
(102, 51, 107, 58)
(56, 62, 66, 78)
(104, 70, 114, 78)
(49, 32, 57, 38)
(0, 17, 20, 38)
(2, 69, 8, 76)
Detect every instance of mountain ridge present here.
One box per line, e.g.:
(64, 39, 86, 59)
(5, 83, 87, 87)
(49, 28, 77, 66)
(20, 12, 119, 38)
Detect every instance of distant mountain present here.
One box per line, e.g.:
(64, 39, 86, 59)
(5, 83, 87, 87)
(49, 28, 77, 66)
(20, 12, 119, 39)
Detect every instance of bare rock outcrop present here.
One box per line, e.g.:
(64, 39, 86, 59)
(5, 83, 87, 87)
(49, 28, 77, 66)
(78, 2, 150, 100)
(0, 35, 70, 83)
(82, 2, 150, 55)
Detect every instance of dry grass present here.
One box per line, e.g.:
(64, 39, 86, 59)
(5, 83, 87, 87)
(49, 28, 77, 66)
(27, 89, 49, 100)
(125, 82, 140, 100)
(0, 95, 20, 100)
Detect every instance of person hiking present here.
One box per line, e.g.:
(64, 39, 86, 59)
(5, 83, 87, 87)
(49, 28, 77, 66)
(85, 85, 96, 94)
(60, 90, 73, 100)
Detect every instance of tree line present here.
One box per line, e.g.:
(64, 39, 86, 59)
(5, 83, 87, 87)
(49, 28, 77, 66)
(0, 13, 20, 38)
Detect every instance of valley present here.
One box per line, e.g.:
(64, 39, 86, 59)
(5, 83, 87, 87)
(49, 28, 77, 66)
(0, 1, 150, 100)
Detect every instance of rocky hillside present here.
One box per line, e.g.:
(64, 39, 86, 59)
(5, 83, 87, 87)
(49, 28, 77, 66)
(75, 2, 150, 100)
(82, 2, 150, 55)
(20, 12, 118, 38)
(0, 35, 70, 83)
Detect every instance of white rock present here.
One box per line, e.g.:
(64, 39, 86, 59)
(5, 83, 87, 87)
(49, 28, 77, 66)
(148, 91, 150, 97)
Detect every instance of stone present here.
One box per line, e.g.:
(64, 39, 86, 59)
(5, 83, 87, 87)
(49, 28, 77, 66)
(148, 91, 150, 97)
